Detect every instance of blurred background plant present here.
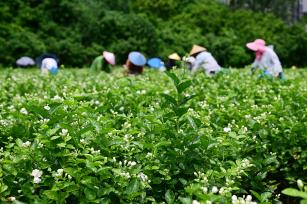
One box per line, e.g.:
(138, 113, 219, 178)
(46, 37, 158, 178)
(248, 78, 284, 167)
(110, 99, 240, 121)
(0, 0, 306, 67)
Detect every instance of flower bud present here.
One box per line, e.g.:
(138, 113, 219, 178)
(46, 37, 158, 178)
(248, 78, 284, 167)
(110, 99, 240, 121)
(297, 179, 304, 190)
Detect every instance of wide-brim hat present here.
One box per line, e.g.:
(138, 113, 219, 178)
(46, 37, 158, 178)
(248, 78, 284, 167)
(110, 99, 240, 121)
(190, 45, 207, 56)
(246, 39, 266, 52)
(103, 51, 115, 65)
(128, 51, 146, 66)
(147, 58, 164, 69)
(168, 53, 181, 61)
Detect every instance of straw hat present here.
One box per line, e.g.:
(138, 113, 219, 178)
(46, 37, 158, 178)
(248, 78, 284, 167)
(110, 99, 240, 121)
(189, 45, 207, 56)
(103, 51, 115, 65)
(128, 51, 146, 66)
(246, 39, 266, 52)
(168, 53, 181, 61)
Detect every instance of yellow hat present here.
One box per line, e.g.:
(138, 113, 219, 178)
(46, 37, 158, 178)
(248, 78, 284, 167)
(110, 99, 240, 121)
(189, 45, 207, 55)
(168, 53, 181, 61)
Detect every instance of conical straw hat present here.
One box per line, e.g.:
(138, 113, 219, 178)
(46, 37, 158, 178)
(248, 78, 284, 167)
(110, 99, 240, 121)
(168, 53, 181, 61)
(103, 51, 115, 65)
(128, 51, 146, 66)
(189, 45, 207, 55)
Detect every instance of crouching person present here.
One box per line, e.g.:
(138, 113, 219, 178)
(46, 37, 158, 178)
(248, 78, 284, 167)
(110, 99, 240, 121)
(246, 39, 284, 80)
(41, 58, 58, 75)
(165, 53, 181, 70)
(188, 45, 221, 76)
(124, 51, 146, 75)
(90, 51, 115, 73)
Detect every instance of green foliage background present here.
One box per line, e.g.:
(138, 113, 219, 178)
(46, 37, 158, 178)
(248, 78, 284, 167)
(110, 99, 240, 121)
(0, 0, 306, 67)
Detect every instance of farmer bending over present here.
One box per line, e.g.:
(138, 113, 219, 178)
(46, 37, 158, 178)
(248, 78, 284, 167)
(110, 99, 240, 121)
(41, 58, 58, 75)
(246, 39, 284, 79)
(90, 51, 115, 73)
(187, 45, 221, 75)
(165, 53, 181, 70)
(124, 51, 146, 75)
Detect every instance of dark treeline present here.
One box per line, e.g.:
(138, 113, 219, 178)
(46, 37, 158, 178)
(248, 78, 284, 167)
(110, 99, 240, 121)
(0, 0, 306, 67)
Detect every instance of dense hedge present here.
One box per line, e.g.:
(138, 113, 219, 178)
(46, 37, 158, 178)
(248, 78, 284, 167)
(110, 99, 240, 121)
(0, 0, 306, 67)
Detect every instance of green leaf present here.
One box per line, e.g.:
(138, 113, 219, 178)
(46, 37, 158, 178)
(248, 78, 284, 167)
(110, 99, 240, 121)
(51, 136, 61, 140)
(15, 139, 23, 147)
(176, 80, 192, 94)
(44, 190, 58, 200)
(178, 197, 192, 204)
(126, 178, 139, 194)
(282, 188, 307, 199)
(47, 127, 60, 136)
(0, 184, 8, 193)
(180, 94, 197, 105)
(57, 143, 66, 148)
(175, 107, 188, 118)
(300, 199, 307, 204)
(187, 116, 197, 129)
(161, 93, 177, 106)
(165, 189, 175, 204)
(84, 187, 96, 201)
(165, 72, 179, 85)
(250, 190, 262, 202)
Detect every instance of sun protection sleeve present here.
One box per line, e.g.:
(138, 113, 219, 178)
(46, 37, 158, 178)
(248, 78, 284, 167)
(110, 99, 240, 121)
(90, 56, 103, 71)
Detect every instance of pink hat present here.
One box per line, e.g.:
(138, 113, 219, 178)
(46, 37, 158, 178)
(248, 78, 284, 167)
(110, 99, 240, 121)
(246, 39, 266, 52)
(103, 51, 115, 65)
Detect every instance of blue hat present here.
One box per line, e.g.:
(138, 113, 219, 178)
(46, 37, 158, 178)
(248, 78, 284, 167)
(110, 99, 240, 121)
(147, 58, 164, 69)
(128, 52, 146, 66)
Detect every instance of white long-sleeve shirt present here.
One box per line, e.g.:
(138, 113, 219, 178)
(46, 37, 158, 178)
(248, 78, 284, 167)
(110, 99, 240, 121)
(190, 51, 221, 75)
(252, 47, 283, 77)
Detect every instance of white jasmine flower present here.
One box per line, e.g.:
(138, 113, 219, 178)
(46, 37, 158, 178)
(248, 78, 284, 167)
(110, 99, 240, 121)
(138, 172, 148, 182)
(232, 195, 238, 201)
(7, 196, 16, 202)
(44, 105, 50, 110)
(53, 95, 62, 100)
(61, 129, 68, 136)
(33, 177, 41, 184)
(90, 148, 100, 154)
(80, 139, 85, 144)
(242, 159, 250, 168)
(219, 187, 225, 194)
(130, 161, 137, 167)
(146, 152, 153, 158)
(246, 195, 252, 202)
(20, 108, 28, 115)
(57, 169, 64, 176)
(31, 169, 43, 178)
(202, 186, 208, 193)
(22, 141, 31, 148)
(67, 175, 72, 180)
(192, 200, 200, 204)
(211, 186, 218, 193)
(224, 127, 231, 132)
